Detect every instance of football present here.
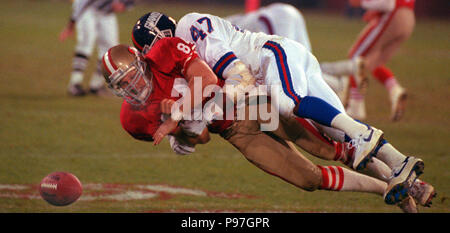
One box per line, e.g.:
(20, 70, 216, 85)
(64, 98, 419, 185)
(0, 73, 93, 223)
(39, 172, 83, 206)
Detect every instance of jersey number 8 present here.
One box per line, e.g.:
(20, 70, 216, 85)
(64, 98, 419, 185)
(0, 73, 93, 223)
(177, 42, 191, 54)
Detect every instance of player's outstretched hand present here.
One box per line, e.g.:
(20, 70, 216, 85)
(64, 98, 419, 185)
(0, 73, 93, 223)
(112, 1, 126, 13)
(59, 22, 75, 42)
(153, 117, 179, 145)
(160, 98, 176, 114)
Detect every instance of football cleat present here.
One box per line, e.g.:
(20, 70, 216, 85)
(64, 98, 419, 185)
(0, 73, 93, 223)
(397, 195, 418, 213)
(346, 97, 367, 120)
(350, 127, 384, 171)
(409, 180, 436, 207)
(68, 84, 86, 97)
(389, 85, 407, 121)
(384, 156, 424, 205)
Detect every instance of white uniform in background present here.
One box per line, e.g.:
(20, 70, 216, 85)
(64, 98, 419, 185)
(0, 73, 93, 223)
(225, 3, 351, 105)
(175, 13, 346, 141)
(68, 0, 133, 94)
(225, 3, 312, 52)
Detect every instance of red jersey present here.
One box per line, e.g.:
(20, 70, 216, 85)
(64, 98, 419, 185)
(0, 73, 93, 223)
(120, 37, 198, 141)
(396, 0, 415, 9)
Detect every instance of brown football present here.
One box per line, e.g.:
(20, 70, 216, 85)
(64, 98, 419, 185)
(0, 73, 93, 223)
(39, 172, 82, 206)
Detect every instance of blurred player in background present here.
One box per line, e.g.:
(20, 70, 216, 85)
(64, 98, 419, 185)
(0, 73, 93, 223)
(225, 2, 363, 106)
(225, 3, 312, 52)
(322, 0, 415, 121)
(59, 0, 134, 96)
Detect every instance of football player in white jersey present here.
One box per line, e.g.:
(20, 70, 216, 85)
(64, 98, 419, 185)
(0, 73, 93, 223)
(130, 12, 425, 205)
(59, 0, 134, 96)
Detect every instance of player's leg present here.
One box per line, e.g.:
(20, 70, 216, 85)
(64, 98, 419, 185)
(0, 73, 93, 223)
(262, 40, 383, 171)
(222, 111, 322, 191)
(348, 8, 414, 121)
(279, 40, 427, 205)
(91, 13, 119, 95)
(368, 8, 414, 121)
(321, 73, 350, 106)
(272, 112, 434, 207)
(225, 114, 388, 197)
(68, 8, 97, 96)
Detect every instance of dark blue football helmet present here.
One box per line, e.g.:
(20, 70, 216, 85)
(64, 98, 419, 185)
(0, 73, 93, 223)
(131, 12, 177, 53)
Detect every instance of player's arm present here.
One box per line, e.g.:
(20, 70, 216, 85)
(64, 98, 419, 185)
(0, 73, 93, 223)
(59, 0, 96, 41)
(168, 123, 210, 155)
(176, 14, 256, 90)
(111, 0, 135, 13)
(154, 94, 213, 145)
(171, 125, 210, 145)
(350, 0, 395, 12)
(183, 57, 219, 109)
(160, 58, 217, 137)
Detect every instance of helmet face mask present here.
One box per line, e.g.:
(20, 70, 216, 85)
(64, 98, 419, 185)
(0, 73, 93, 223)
(102, 45, 153, 106)
(108, 59, 152, 106)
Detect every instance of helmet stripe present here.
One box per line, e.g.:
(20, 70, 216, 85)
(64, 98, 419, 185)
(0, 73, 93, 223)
(107, 49, 118, 70)
(131, 32, 144, 51)
(102, 51, 115, 75)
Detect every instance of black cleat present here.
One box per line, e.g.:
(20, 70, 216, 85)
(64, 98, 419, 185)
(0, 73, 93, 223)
(68, 84, 87, 97)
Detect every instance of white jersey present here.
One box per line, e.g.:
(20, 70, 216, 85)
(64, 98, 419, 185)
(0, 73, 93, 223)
(225, 3, 312, 52)
(71, 0, 134, 22)
(176, 12, 282, 81)
(176, 12, 346, 141)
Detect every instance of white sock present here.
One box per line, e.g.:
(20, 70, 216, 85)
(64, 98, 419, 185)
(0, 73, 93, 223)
(69, 71, 83, 86)
(330, 113, 368, 139)
(318, 165, 386, 196)
(363, 157, 392, 182)
(89, 72, 104, 89)
(375, 143, 407, 169)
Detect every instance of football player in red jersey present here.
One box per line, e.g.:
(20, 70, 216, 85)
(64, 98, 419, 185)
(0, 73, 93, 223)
(101, 39, 434, 211)
(102, 37, 217, 142)
(345, 0, 415, 121)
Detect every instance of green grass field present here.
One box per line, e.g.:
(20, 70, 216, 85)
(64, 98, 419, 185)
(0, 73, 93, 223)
(0, 0, 449, 213)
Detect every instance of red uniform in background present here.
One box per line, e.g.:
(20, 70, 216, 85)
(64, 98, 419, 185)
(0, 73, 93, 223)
(120, 37, 198, 141)
(346, 0, 415, 121)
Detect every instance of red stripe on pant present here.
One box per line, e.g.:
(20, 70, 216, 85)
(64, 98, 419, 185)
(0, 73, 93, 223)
(295, 118, 334, 146)
(264, 42, 300, 103)
(348, 9, 398, 88)
(348, 9, 398, 58)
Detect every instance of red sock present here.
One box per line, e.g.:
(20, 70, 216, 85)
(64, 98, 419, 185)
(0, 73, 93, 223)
(372, 65, 398, 91)
(317, 165, 344, 191)
(333, 142, 355, 166)
(349, 75, 364, 100)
